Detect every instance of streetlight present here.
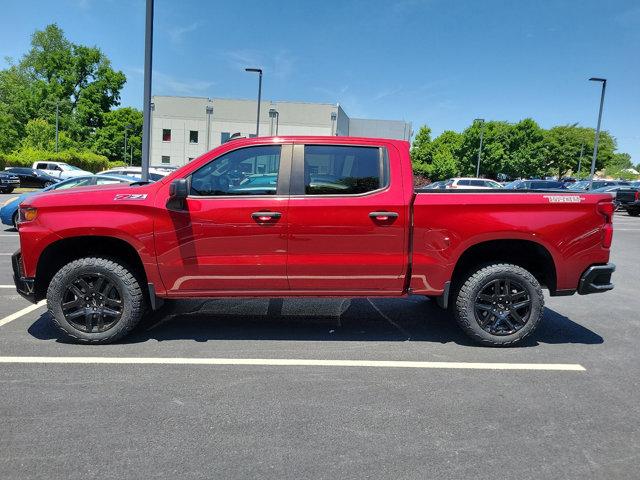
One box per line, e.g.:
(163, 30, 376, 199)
(245, 68, 263, 137)
(124, 124, 132, 164)
(268, 108, 279, 136)
(588, 77, 607, 190)
(474, 118, 485, 177)
(55, 101, 60, 152)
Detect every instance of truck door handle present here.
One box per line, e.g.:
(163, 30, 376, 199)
(369, 211, 399, 222)
(251, 211, 282, 222)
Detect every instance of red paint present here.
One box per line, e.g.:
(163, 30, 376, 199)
(16, 136, 614, 300)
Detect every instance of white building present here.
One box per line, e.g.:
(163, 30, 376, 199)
(150, 95, 412, 167)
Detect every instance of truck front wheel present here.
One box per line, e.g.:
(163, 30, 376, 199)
(47, 257, 145, 343)
(453, 263, 544, 347)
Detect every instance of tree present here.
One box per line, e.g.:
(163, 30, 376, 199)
(0, 24, 126, 151)
(21, 118, 74, 151)
(543, 125, 615, 178)
(91, 107, 143, 162)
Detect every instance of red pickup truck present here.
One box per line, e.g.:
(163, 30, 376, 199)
(12, 136, 616, 346)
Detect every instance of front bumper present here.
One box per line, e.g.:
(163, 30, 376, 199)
(12, 250, 36, 303)
(577, 263, 615, 295)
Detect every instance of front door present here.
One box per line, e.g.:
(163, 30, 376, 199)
(286, 143, 408, 294)
(156, 144, 291, 294)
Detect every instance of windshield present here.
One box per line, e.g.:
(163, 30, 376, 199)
(567, 181, 589, 190)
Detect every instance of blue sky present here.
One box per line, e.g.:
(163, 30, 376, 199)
(2, 0, 639, 161)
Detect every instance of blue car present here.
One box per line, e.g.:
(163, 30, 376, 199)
(0, 174, 139, 229)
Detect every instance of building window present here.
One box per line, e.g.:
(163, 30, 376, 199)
(221, 132, 231, 144)
(249, 134, 257, 138)
(162, 129, 171, 142)
(188, 157, 194, 162)
(189, 130, 198, 144)
(161, 155, 170, 164)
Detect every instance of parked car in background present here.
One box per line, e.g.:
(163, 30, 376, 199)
(4, 167, 60, 189)
(567, 180, 630, 191)
(422, 180, 448, 190)
(504, 180, 567, 190)
(607, 187, 640, 216)
(0, 171, 21, 193)
(444, 177, 503, 189)
(97, 166, 169, 182)
(0, 174, 137, 229)
(32, 161, 91, 179)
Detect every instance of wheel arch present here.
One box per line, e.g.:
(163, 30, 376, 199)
(34, 235, 148, 301)
(450, 239, 557, 295)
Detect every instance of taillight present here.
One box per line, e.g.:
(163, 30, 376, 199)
(635, 190, 639, 202)
(598, 200, 614, 248)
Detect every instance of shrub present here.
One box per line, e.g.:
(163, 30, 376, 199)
(0, 148, 110, 172)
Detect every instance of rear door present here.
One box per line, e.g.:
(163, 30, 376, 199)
(286, 142, 408, 294)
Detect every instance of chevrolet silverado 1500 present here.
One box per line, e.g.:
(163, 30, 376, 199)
(13, 136, 616, 346)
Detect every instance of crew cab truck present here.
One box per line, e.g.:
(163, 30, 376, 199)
(13, 136, 616, 346)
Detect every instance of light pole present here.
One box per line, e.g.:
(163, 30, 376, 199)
(124, 124, 132, 164)
(245, 68, 262, 137)
(588, 77, 606, 190)
(475, 118, 485, 177)
(140, 0, 154, 182)
(130, 144, 134, 165)
(577, 141, 585, 179)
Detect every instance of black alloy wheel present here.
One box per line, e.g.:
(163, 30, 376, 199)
(473, 278, 531, 336)
(61, 273, 123, 333)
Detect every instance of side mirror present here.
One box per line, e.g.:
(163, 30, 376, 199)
(167, 178, 189, 211)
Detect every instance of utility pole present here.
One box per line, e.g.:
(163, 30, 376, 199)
(245, 68, 263, 136)
(55, 102, 59, 152)
(140, 0, 154, 182)
(475, 118, 485, 177)
(588, 77, 607, 190)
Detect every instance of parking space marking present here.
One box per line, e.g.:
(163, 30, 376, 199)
(0, 285, 16, 288)
(0, 300, 46, 327)
(0, 356, 586, 371)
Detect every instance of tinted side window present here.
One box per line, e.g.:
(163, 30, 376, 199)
(303, 145, 385, 195)
(458, 180, 471, 186)
(36, 163, 48, 170)
(190, 145, 281, 196)
(469, 180, 485, 187)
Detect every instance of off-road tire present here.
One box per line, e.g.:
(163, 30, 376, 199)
(47, 257, 145, 344)
(453, 263, 544, 347)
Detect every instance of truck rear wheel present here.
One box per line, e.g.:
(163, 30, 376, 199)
(453, 263, 544, 347)
(47, 257, 145, 344)
(628, 208, 639, 217)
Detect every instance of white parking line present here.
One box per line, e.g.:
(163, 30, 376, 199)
(0, 285, 15, 288)
(0, 356, 586, 371)
(0, 300, 46, 328)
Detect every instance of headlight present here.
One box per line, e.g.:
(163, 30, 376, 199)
(18, 207, 38, 223)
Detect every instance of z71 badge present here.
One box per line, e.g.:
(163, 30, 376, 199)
(114, 194, 148, 201)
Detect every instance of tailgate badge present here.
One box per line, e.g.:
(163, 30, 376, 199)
(543, 195, 585, 203)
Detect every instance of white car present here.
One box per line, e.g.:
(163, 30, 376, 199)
(445, 177, 504, 189)
(32, 161, 91, 179)
(97, 166, 170, 182)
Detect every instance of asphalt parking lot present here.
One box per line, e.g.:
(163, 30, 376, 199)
(0, 193, 639, 479)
